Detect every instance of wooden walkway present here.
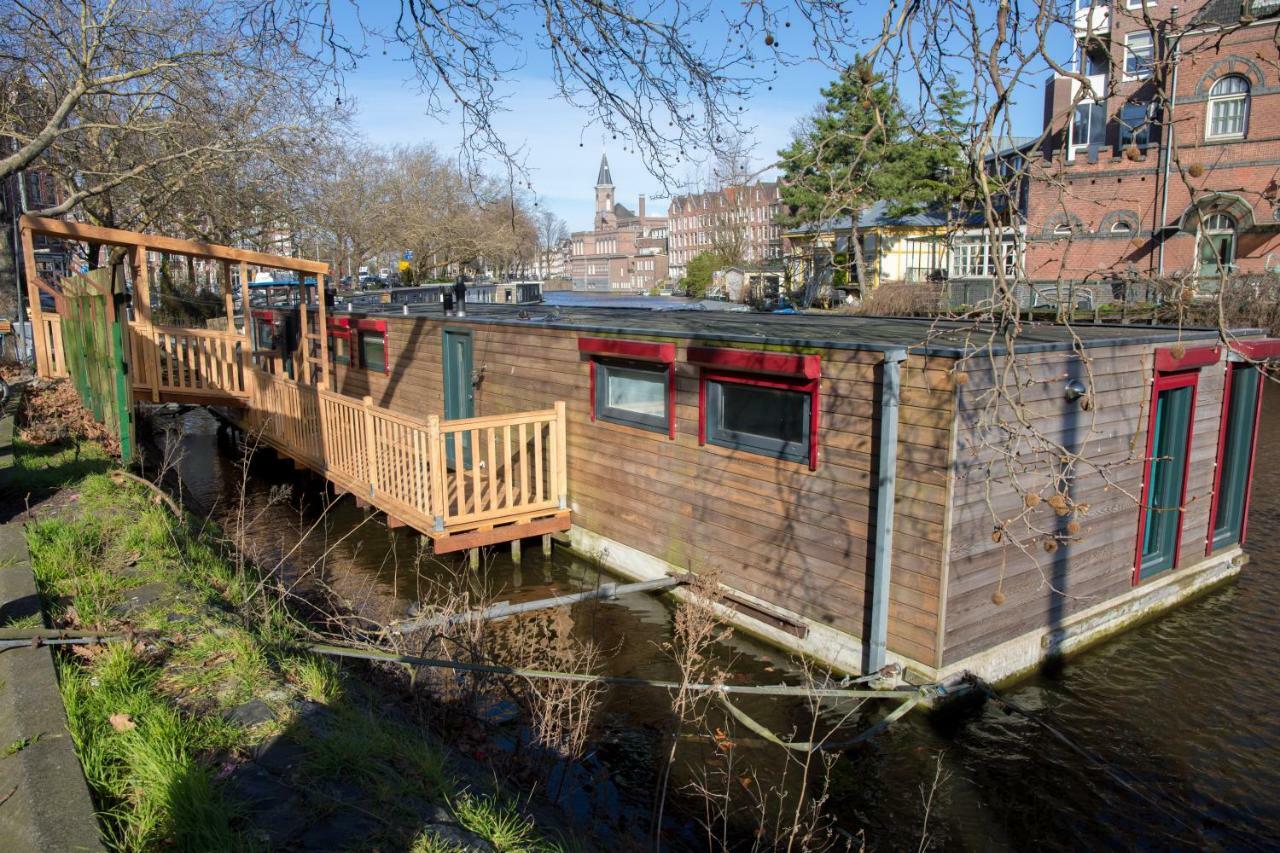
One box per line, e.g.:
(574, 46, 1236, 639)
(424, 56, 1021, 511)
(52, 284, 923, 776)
(18, 214, 569, 554)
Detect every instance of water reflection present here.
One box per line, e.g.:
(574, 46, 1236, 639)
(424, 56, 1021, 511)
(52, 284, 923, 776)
(152, 395, 1280, 850)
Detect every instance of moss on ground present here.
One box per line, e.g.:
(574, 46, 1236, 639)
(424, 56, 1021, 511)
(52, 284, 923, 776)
(23, 468, 566, 852)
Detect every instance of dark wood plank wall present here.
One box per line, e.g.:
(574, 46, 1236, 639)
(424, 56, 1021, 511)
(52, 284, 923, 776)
(330, 317, 957, 665)
(941, 345, 1226, 666)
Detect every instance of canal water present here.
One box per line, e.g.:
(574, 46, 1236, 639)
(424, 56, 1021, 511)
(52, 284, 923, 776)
(152, 393, 1280, 851)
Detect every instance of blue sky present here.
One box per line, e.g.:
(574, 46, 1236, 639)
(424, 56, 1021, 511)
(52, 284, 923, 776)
(335, 3, 1059, 232)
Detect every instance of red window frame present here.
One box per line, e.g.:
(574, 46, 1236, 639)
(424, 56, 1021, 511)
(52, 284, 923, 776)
(354, 317, 389, 374)
(327, 316, 352, 365)
(578, 337, 677, 438)
(1133, 345, 1218, 584)
(688, 347, 821, 471)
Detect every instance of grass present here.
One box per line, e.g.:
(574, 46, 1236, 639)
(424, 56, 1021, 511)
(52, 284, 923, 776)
(22, 466, 569, 851)
(6, 436, 112, 498)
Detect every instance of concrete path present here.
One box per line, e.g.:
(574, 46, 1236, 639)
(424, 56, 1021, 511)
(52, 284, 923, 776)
(0, 393, 103, 852)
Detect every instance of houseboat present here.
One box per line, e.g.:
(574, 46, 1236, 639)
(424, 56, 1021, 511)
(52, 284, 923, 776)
(19, 216, 1275, 687)
(321, 300, 1275, 685)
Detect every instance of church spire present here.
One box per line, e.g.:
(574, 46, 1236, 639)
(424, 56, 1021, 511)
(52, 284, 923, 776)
(596, 154, 613, 187)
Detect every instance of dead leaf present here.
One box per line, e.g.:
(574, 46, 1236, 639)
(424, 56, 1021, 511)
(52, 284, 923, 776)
(109, 713, 136, 732)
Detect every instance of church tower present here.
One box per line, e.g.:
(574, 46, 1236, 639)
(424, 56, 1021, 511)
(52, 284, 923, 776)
(595, 154, 616, 230)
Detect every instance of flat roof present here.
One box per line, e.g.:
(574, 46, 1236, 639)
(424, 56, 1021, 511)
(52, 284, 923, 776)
(350, 302, 1248, 357)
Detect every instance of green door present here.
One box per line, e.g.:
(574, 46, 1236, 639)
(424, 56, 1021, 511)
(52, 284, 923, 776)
(1212, 363, 1261, 551)
(442, 329, 474, 466)
(1140, 383, 1195, 579)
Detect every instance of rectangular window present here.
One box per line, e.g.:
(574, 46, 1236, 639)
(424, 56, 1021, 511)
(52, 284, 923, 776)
(1137, 374, 1196, 580)
(1119, 102, 1154, 147)
(355, 319, 388, 373)
(1210, 362, 1262, 551)
(328, 318, 351, 365)
(1080, 43, 1109, 77)
(1209, 97, 1247, 138)
(705, 378, 811, 464)
(595, 359, 670, 433)
(1071, 100, 1106, 149)
(1125, 32, 1154, 79)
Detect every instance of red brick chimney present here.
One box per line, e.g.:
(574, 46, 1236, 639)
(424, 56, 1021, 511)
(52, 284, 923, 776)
(638, 194, 646, 219)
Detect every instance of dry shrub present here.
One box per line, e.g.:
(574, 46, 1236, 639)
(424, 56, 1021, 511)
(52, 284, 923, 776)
(842, 283, 944, 317)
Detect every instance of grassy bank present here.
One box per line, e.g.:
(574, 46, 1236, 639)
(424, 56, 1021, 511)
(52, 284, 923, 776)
(21, 461, 564, 851)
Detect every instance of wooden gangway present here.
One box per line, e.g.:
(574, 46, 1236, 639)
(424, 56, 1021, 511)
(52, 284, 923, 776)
(18, 214, 570, 553)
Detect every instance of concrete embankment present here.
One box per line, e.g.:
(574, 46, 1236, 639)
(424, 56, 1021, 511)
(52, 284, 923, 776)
(0, 391, 103, 852)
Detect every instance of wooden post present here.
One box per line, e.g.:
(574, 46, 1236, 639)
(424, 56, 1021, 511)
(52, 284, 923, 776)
(316, 272, 330, 390)
(131, 246, 161, 402)
(468, 548, 480, 570)
(511, 538, 522, 564)
(362, 395, 377, 499)
(221, 261, 235, 332)
(554, 400, 568, 509)
(427, 414, 446, 532)
(296, 276, 310, 383)
(541, 533, 552, 557)
(239, 261, 250, 336)
(18, 222, 49, 377)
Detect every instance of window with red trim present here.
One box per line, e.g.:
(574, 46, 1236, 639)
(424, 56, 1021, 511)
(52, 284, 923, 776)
(578, 337, 676, 437)
(354, 318, 389, 374)
(689, 347, 821, 470)
(328, 317, 352, 366)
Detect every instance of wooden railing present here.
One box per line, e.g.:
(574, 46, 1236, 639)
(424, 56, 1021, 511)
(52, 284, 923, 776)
(43, 315, 68, 378)
(129, 323, 247, 398)
(243, 367, 568, 536)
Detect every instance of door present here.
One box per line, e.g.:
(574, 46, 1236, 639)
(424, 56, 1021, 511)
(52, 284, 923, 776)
(1138, 378, 1196, 580)
(442, 329, 474, 466)
(1210, 363, 1262, 551)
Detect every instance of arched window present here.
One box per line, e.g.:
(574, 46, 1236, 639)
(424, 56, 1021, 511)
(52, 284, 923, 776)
(1111, 220, 1135, 235)
(1199, 212, 1237, 278)
(1207, 76, 1250, 139)
(1053, 223, 1073, 236)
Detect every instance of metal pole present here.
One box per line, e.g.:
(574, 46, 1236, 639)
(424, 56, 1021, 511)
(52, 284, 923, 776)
(867, 348, 907, 673)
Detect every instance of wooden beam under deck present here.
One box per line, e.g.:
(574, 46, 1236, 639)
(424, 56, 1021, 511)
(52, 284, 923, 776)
(428, 512, 572, 554)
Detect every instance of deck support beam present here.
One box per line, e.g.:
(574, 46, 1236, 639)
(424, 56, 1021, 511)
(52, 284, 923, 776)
(542, 534, 552, 557)
(511, 538, 522, 564)
(468, 548, 480, 570)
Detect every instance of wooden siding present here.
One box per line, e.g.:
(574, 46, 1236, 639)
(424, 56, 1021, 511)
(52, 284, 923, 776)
(942, 345, 1227, 666)
(332, 316, 956, 665)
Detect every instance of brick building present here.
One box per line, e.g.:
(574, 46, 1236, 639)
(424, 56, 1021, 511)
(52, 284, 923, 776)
(667, 182, 783, 279)
(1026, 0, 1280, 300)
(569, 155, 669, 292)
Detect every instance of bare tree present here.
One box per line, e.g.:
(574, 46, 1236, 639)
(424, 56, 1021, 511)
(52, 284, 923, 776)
(535, 210, 568, 280)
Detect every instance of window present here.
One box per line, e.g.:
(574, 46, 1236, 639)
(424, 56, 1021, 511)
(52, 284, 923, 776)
(1110, 220, 1135, 235)
(328, 318, 351, 365)
(579, 337, 676, 437)
(1071, 100, 1106, 149)
(1207, 75, 1249, 138)
(1209, 361, 1263, 551)
(1054, 223, 1074, 236)
(1137, 375, 1196, 579)
(595, 360, 670, 432)
(705, 378, 811, 464)
(1124, 32, 1154, 79)
(1119, 101, 1154, 148)
(1080, 43, 1109, 77)
(951, 236, 1021, 278)
(690, 347, 821, 469)
(355, 319, 388, 373)
(1198, 212, 1236, 278)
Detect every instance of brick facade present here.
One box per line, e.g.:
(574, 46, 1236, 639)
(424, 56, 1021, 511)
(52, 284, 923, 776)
(667, 183, 783, 279)
(1026, 1, 1280, 293)
(569, 155, 669, 291)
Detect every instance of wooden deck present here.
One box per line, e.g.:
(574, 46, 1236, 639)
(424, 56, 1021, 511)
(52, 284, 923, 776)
(233, 365, 570, 552)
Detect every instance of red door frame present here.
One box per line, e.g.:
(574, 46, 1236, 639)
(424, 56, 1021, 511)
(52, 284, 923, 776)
(1133, 368, 1200, 585)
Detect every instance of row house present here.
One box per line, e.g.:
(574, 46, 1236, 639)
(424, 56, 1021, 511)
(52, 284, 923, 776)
(1026, 0, 1280, 300)
(667, 182, 783, 279)
(570, 155, 670, 291)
